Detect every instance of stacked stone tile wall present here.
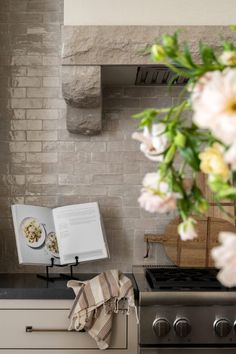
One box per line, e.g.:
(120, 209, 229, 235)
(0, 0, 182, 273)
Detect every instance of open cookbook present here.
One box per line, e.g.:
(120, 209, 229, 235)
(11, 202, 109, 265)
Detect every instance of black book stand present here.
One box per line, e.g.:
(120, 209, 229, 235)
(37, 256, 80, 282)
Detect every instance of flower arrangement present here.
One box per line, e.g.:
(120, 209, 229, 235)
(132, 28, 236, 287)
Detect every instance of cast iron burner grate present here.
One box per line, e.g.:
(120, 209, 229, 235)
(145, 267, 234, 291)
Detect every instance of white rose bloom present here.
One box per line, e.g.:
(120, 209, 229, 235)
(138, 172, 180, 214)
(132, 123, 168, 162)
(192, 69, 236, 144)
(224, 143, 236, 170)
(178, 217, 198, 241)
(211, 232, 236, 287)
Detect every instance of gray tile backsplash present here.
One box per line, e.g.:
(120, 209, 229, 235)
(0, 0, 180, 273)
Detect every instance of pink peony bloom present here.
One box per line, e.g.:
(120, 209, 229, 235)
(211, 232, 236, 287)
(138, 190, 177, 213)
(178, 217, 198, 241)
(132, 124, 168, 162)
(192, 69, 236, 144)
(138, 172, 180, 214)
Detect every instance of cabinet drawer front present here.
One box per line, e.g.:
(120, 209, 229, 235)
(0, 309, 127, 349)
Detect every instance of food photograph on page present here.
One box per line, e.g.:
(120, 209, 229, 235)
(21, 217, 45, 247)
(21, 216, 60, 257)
(11, 204, 61, 265)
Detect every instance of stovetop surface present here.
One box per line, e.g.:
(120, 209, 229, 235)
(133, 265, 236, 305)
(146, 267, 235, 291)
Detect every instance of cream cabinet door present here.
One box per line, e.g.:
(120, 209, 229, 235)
(0, 299, 137, 354)
(0, 309, 127, 350)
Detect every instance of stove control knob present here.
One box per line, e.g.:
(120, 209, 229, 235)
(174, 319, 191, 337)
(152, 318, 170, 337)
(214, 319, 232, 337)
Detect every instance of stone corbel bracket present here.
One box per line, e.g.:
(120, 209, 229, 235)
(62, 66, 102, 135)
(62, 25, 233, 135)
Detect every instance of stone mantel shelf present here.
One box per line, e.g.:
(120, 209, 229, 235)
(61, 25, 233, 135)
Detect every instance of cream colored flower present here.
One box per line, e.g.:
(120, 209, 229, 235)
(224, 143, 236, 171)
(192, 69, 236, 144)
(178, 217, 198, 241)
(138, 172, 180, 213)
(211, 232, 236, 287)
(132, 124, 168, 162)
(219, 51, 236, 66)
(199, 144, 230, 180)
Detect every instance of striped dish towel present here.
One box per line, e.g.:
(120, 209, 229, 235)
(67, 269, 138, 350)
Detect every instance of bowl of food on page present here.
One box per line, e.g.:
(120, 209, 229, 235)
(45, 232, 60, 258)
(21, 217, 46, 248)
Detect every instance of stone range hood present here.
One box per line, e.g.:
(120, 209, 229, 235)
(61, 25, 233, 135)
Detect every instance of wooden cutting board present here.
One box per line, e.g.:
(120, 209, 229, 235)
(144, 216, 236, 267)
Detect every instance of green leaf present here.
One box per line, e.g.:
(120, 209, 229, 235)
(132, 110, 150, 119)
(216, 187, 236, 200)
(164, 144, 176, 164)
(162, 60, 191, 78)
(183, 42, 197, 68)
(222, 40, 236, 51)
(177, 197, 190, 217)
(132, 109, 157, 120)
(190, 184, 209, 214)
(172, 177, 185, 196)
(132, 112, 146, 120)
(199, 41, 217, 65)
(191, 184, 202, 199)
(138, 117, 152, 129)
(158, 163, 168, 178)
(179, 146, 200, 171)
(164, 105, 176, 123)
(221, 37, 236, 53)
(174, 131, 186, 148)
(132, 109, 159, 129)
(162, 33, 177, 50)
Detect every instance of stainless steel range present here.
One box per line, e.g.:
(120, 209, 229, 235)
(133, 266, 236, 354)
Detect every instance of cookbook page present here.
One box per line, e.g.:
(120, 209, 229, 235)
(53, 202, 109, 265)
(11, 204, 60, 265)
